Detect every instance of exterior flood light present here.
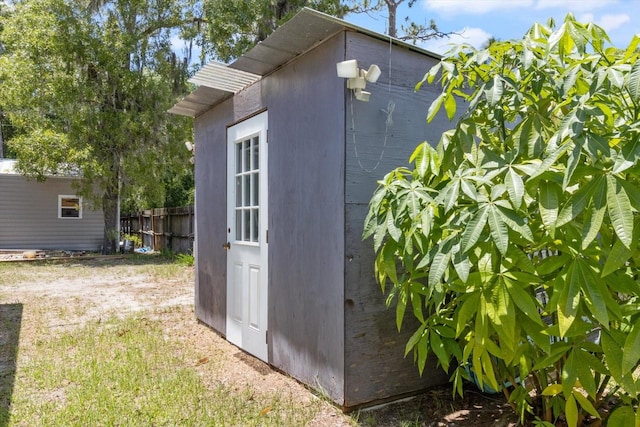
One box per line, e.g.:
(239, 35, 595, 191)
(347, 76, 366, 89)
(336, 59, 380, 102)
(336, 59, 359, 78)
(364, 64, 381, 83)
(354, 89, 371, 102)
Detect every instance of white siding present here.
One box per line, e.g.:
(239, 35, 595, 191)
(0, 175, 104, 250)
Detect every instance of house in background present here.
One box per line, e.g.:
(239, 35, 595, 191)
(170, 8, 457, 409)
(0, 159, 103, 251)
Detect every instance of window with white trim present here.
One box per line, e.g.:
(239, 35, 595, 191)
(58, 195, 82, 219)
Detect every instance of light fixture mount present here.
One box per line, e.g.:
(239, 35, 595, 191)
(336, 59, 380, 102)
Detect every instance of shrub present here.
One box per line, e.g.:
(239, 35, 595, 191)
(364, 15, 640, 426)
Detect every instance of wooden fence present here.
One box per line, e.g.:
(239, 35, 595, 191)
(120, 205, 194, 254)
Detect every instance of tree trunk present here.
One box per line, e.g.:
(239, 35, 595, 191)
(386, 0, 398, 38)
(102, 183, 119, 254)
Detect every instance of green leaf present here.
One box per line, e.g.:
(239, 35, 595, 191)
(496, 206, 534, 242)
(557, 176, 601, 227)
(444, 93, 457, 121)
(404, 322, 427, 356)
(622, 321, 640, 374)
(541, 383, 563, 396)
(539, 180, 560, 235)
(581, 184, 606, 250)
(410, 287, 424, 323)
(488, 205, 509, 255)
(452, 250, 471, 283)
(410, 142, 432, 178)
(562, 350, 579, 398)
(613, 136, 640, 174)
(461, 206, 489, 252)
(563, 143, 581, 190)
(574, 351, 597, 399)
(558, 264, 581, 338)
(417, 332, 428, 375)
(373, 218, 387, 252)
(537, 253, 570, 276)
(602, 238, 632, 277)
(529, 141, 573, 180)
(485, 75, 503, 106)
(383, 243, 398, 285)
(607, 406, 637, 427)
(601, 330, 624, 382)
(505, 167, 524, 209)
(606, 174, 633, 249)
(394, 292, 408, 334)
(626, 59, 640, 103)
(428, 239, 453, 287)
(572, 391, 599, 419)
(480, 349, 500, 392)
(617, 177, 640, 212)
(576, 260, 609, 327)
(430, 331, 450, 371)
(503, 276, 544, 325)
(565, 395, 578, 427)
(427, 93, 445, 123)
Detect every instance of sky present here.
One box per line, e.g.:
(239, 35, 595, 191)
(344, 0, 639, 55)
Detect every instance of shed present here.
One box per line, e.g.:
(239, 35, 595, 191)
(171, 8, 457, 408)
(0, 159, 104, 251)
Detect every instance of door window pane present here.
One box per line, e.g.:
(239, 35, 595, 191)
(236, 209, 242, 241)
(252, 173, 259, 206)
(252, 137, 259, 171)
(251, 208, 259, 242)
(234, 133, 261, 243)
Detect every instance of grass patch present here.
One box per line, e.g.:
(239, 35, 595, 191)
(6, 315, 322, 426)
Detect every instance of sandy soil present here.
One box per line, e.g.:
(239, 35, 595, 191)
(0, 256, 518, 426)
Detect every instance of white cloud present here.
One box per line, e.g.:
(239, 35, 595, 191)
(579, 13, 631, 32)
(535, 0, 619, 12)
(423, 0, 533, 15)
(422, 27, 493, 55)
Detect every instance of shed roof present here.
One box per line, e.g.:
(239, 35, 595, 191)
(169, 7, 440, 118)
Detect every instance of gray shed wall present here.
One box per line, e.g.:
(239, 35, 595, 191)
(193, 34, 346, 403)
(342, 32, 454, 406)
(264, 34, 346, 403)
(0, 175, 103, 250)
(194, 103, 233, 333)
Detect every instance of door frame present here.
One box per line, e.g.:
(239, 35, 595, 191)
(225, 111, 269, 362)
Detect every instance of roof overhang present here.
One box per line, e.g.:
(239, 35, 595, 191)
(169, 8, 440, 118)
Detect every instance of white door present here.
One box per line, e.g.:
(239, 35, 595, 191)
(226, 112, 268, 362)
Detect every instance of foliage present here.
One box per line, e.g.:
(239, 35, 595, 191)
(199, 0, 349, 62)
(364, 14, 640, 426)
(346, 0, 452, 41)
(175, 252, 195, 266)
(122, 233, 142, 248)
(0, 0, 195, 253)
(197, 0, 451, 63)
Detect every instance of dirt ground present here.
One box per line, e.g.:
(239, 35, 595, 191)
(0, 255, 519, 426)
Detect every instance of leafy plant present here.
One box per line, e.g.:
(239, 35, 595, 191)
(175, 252, 195, 266)
(364, 15, 640, 426)
(122, 233, 142, 249)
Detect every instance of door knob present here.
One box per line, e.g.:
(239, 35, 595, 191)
(223, 242, 231, 250)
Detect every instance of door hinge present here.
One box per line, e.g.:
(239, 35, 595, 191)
(266, 330, 268, 344)
(266, 129, 269, 143)
(266, 229, 269, 244)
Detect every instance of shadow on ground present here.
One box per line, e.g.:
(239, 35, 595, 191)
(0, 303, 22, 427)
(0, 253, 190, 268)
